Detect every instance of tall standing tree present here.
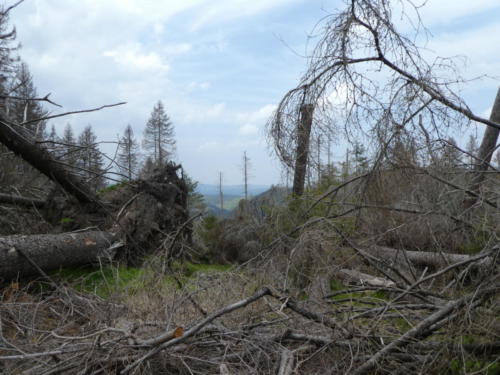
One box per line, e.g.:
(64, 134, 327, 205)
(465, 134, 478, 168)
(143, 101, 176, 165)
(77, 125, 105, 190)
(117, 124, 139, 181)
(242, 151, 251, 200)
(61, 123, 78, 168)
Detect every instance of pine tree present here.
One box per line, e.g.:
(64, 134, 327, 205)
(47, 124, 59, 155)
(8, 62, 48, 138)
(352, 141, 369, 174)
(143, 100, 176, 165)
(439, 137, 462, 168)
(465, 134, 478, 168)
(139, 156, 155, 179)
(61, 123, 78, 168)
(117, 124, 139, 181)
(77, 125, 105, 190)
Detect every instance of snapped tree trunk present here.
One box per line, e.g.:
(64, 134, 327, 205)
(472, 87, 500, 194)
(0, 117, 101, 205)
(0, 231, 116, 281)
(292, 104, 314, 196)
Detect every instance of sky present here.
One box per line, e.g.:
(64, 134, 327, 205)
(8, 0, 500, 185)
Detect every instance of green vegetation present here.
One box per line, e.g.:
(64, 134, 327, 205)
(52, 265, 144, 297)
(450, 359, 500, 375)
(51, 262, 231, 298)
(59, 217, 73, 224)
(184, 262, 232, 276)
(97, 182, 126, 194)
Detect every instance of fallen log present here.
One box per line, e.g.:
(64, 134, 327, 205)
(336, 268, 396, 288)
(0, 231, 116, 281)
(0, 117, 102, 205)
(363, 245, 492, 269)
(0, 192, 45, 208)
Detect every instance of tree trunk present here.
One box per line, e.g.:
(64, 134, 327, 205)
(0, 193, 45, 207)
(0, 117, 101, 205)
(363, 245, 492, 269)
(292, 104, 314, 196)
(0, 231, 116, 281)
(472, 87, 500, 193)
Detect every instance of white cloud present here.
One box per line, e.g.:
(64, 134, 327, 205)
(239, 123, 259, 135)
(236, 104, 277, 124)
(235, 104, 276, 135)
(103, 44, 170, 71)
(198, 141, 220, 152)
(419, 0, 500, 26)
(190, 0, 301, 31)
(207, 102, 226, 117)
(187, 81, 211, 91)
(163, 43, 192, 56)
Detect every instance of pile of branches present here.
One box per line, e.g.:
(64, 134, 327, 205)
(1, 237, 498, 374)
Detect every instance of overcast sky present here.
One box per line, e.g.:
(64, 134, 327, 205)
(9, 0, 500, 185)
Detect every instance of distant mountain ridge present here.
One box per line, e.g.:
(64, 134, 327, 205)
(196, 184, 270, 196)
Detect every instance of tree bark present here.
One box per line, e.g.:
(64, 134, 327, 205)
(472, 87, 500, 193)
(292, 104, 314, 196)
(0, 231, 116, 281)
(363, 245, 492, 269)
(336, 268, 396, 287)
(0, 193, 45, 207)
(0, 117, 101, 205)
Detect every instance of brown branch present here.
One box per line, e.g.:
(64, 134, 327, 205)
(20, 102, 126, 126)
(120, 287, 272, 374)
(351, 285, 498, 374)
(0, 92, 62, 107)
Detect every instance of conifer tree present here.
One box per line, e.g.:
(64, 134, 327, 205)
(8, 62, 48, 138)
(117, 124, 139, 181)
(142, 100, 176, 165)
(61, 123, 78, 168)
(77, 125, 105, 190)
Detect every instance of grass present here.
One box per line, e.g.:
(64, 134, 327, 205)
(52, 265, 145, 297)
(97, 182, 127, 194)
(51, 262, 231, 298)
(450, 359, 500, 375)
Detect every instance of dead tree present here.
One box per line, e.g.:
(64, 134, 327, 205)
(0, 192, 45, 207)
(292, 104, 314, 196)
(472, 86, 500, 193)
(0, 231, 116, 280)
(0, 117, 102, 206)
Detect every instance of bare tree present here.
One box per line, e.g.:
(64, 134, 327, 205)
(268, 0, 500, 180)
(291, 104, 314, 196)
(218, 171, 224, 212)
(242, 151, 251, 200)
(472, 87, 500, 192)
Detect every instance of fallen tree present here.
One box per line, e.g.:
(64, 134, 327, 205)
(0, 192, 46, 207)
(0, 117, 102, 206)
(0, 163, 191, 280)
(0, 231, 116, 281)
(362, 244, 493, 269)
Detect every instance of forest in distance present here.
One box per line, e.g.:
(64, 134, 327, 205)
(0, 0, 500, 374)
